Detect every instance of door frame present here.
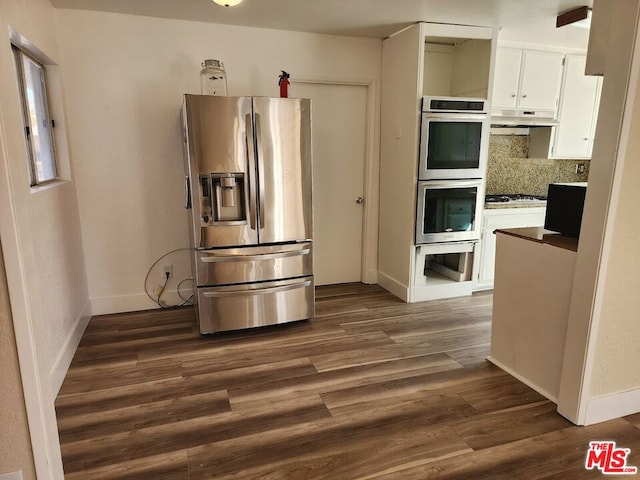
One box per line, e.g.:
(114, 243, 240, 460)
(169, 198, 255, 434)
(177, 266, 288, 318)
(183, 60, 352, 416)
(291, 76, 380, 284)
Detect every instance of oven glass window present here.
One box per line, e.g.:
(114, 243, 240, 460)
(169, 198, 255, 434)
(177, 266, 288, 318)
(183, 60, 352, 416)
(427, 121, 482, 170)
(422, 187, 477, 234)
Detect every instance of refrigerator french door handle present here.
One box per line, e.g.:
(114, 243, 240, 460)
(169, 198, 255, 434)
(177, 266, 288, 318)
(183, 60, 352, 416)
(245, 113, 257, 230)
(254, 113, 266, 230)
(202, 280, 311, 298)
(184, 176, 192, 209)
(200, 248, 310, 263)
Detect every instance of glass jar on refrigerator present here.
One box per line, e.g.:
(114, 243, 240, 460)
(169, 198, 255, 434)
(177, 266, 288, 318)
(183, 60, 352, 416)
(200, 59, 227, 96)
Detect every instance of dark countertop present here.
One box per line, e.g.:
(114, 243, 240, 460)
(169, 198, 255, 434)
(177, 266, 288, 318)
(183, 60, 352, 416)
(495, 227, 579, 252)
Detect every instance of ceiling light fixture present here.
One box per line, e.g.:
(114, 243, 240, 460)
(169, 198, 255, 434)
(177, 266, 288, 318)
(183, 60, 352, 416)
(212, 0, 242, 6)
(556, 5, 592, 29)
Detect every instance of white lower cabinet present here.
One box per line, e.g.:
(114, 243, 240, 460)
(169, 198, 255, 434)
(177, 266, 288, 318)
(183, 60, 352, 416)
(475, 207, 546, 290)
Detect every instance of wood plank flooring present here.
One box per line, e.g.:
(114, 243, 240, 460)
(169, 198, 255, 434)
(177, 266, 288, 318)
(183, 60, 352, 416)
(55, 284, 640, 479)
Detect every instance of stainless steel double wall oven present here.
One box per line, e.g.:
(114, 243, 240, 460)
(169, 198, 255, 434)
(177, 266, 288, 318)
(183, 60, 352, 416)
(415, 96, 489, 244)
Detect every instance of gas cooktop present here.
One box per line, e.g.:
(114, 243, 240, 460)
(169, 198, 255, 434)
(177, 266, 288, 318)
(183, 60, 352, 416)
(485, 194, 547, 203)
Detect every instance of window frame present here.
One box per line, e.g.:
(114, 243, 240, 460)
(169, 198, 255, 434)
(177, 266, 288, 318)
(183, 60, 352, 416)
(12, 44, 59, 187)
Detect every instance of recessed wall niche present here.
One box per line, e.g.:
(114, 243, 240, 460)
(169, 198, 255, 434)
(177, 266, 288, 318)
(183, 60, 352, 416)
(423, 37, 492, 98)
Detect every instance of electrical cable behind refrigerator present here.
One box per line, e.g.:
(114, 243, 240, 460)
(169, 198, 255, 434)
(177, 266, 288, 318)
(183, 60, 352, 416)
(143, 247, 194, 308)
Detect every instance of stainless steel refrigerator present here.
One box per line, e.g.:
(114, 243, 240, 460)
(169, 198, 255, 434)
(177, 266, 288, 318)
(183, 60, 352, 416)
(181, 94, 314, 334)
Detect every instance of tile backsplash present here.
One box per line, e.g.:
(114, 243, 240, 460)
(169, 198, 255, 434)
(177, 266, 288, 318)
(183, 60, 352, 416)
(486, 134, 590, 197)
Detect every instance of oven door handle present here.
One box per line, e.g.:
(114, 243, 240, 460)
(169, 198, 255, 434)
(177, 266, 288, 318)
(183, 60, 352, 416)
(418, 180, 483, 189)
(422, 114, 488, 121)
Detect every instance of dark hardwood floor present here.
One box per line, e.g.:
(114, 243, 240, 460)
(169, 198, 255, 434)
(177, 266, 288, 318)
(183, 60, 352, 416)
(55, 284, 640, 479)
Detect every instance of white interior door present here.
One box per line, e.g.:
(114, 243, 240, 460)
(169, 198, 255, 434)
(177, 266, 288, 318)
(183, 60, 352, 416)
(294, 83, 367, 286)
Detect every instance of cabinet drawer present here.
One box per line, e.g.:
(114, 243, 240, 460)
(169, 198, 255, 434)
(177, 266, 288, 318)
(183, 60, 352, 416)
(196, 277, 314, 334)
(195, 242, 312, 286)
(483, 209, 546, 230)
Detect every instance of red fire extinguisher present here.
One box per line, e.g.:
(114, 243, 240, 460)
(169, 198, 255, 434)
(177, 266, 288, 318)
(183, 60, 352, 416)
(279, 71, 290, 98)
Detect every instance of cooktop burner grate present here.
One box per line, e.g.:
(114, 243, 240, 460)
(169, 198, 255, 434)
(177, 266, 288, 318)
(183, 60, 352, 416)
(485, 194, 547, 203)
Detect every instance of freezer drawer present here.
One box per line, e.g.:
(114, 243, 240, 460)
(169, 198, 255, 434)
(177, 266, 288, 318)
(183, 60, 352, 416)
(196, 276, 314, 334)
(195, 242, 312, 286)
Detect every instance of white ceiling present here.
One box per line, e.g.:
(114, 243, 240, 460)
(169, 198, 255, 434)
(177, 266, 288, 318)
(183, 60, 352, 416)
(51, 0, 592, 46)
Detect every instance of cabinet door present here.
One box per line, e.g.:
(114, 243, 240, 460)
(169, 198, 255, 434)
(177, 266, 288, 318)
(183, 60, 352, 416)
(518, 50, 564, 111)
(478, 226, 498, 286)
(553, 55, 601, 158)
(476, 209, 547, 290)
(492, 47, 522, 109)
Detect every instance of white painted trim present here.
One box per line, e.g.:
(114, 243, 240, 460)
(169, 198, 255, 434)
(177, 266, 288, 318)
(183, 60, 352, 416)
(364, 268, 378, 285)
(291, 76, 380, 285)
(584, 388, 640, 425)
(50, 300, 92, 395)
(497, 40, 588, 55)
(422, 22, 494, 40)
(0, 46, 64, 478)
(0, 471, 23, 480)
(386, 23, 419, 40)
(411, 281, 474, 303)
(487, 356, 559, 404)
(377, 272, 409, 302)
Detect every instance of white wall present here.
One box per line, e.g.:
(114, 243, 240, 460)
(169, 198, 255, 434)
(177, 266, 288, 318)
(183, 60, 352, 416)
(585, 0, 640, 415)
(55, 9, 382, 314)
(589, 79, 640, 395)
(558, 0, 640, 425)
(0, 242, 36, 479)
(0, 0, 89, 476)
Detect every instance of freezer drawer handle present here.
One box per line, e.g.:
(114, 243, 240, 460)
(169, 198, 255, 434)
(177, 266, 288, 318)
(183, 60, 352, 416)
(200, 249, 310, 263)
(202, 280, 311, 298)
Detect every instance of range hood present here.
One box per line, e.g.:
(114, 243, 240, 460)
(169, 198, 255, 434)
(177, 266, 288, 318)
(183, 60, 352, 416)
(491, 108, 559, 127)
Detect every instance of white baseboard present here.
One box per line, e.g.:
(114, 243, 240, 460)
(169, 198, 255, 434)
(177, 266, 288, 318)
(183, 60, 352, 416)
(363, 268, 378, 285)
(89, 287, 192, 316)
(487, 356, 559, 404)
(90, 292, 158, 316)
(377, 272, 409, 302)
(411, 281, 474, 303)
(50, 300, 92, 395)
(473, 282, 494, 292)
(0, 471, 23, 480)
(584, 388, 640, 425)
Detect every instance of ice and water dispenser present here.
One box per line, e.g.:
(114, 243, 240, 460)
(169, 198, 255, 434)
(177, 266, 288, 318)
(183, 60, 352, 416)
(199, 173, 247, 225)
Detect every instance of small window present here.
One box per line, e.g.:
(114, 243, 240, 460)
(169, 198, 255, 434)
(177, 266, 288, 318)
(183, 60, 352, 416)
(12, 45, 58, 186)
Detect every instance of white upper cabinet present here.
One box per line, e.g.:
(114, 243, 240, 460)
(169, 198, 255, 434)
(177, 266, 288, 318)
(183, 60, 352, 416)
(492, 47, 523, 108)
(552, 55, 602, 159)
(493, 48, 564, 113)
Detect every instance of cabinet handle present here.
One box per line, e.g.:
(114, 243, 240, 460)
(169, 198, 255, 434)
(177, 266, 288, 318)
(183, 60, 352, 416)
(583, 137, 589, 141)
(522, 94, 528, 98)
(511, 94, 516, 98)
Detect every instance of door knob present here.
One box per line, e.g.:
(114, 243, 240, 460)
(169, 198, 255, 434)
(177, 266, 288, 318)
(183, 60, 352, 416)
(355, 196, 364, 204)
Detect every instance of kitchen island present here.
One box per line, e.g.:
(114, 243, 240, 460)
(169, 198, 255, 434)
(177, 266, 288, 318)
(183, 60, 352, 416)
(489, 227, 578, 403)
